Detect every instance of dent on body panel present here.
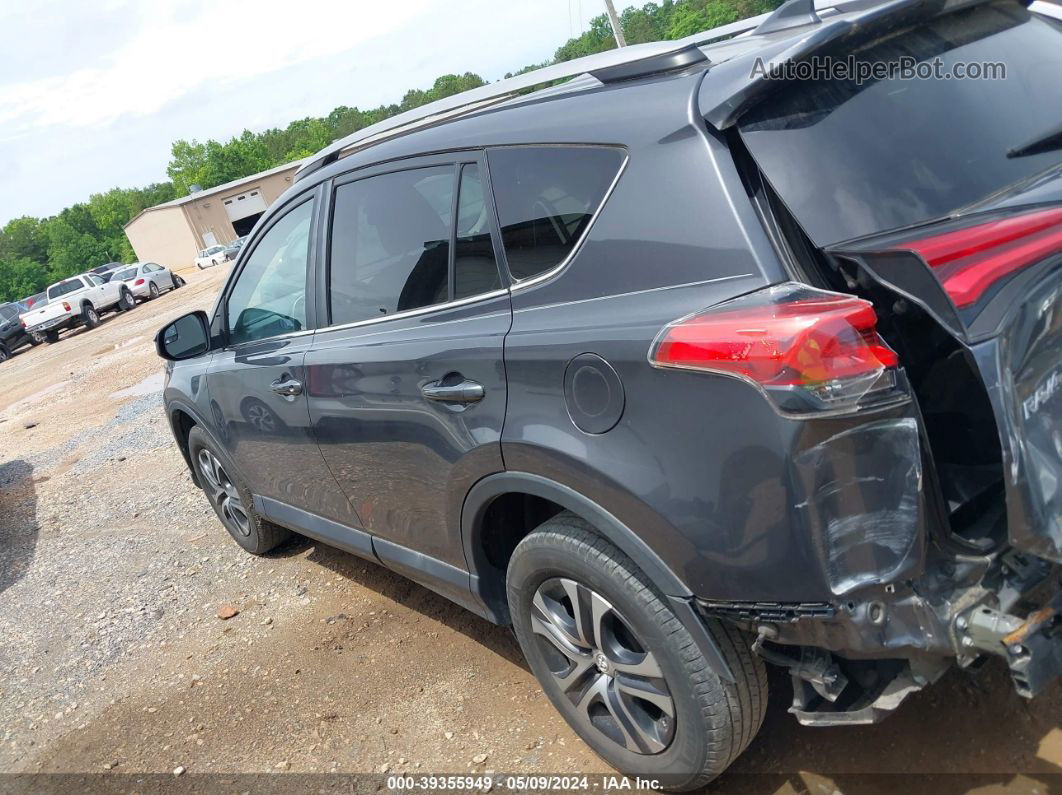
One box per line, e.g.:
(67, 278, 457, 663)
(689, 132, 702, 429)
(790, 416, 926, 596)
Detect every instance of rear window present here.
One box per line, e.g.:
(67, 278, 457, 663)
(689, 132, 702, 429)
(738, 3, 1062, 247)
(487, 146, 625, 281)
(48, 279, 85, 299)
(112, 268, 138, 281)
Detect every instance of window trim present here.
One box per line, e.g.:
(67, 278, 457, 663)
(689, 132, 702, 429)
(216, 188, 320, 351)
(319, 150, 510, 333)
(484, 143, 629, 293)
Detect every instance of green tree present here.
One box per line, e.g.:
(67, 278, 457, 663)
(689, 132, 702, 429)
(0, 216, 48, 263)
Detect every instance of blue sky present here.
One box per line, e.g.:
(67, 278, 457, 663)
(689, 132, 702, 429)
(0, 0, 596, 224)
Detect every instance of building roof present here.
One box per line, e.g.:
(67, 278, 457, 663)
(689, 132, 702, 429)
(123, 158, 309, 229)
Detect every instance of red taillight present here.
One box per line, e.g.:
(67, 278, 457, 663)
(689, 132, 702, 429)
(19, 319, 26, 328)
(62, 301, 71, 312)
(134, 278, 145, 286)
(891, 206, 1062, 309)
(650, 283, 904, 416)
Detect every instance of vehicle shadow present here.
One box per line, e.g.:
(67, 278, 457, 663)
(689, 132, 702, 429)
(274, 535, 1061, 791)
(0, 459, 39, 594)
(273, 534, 527, 668)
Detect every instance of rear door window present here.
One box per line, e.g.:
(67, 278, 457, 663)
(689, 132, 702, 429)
(487, 146, 625, 281)
(454, 164, 502, 300)
(328, 165, 454, 326)
(738, 2, 1062, 247)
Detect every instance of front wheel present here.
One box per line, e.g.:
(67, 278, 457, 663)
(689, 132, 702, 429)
(186, 426, 291, 555)
(507, 514, 767, 790)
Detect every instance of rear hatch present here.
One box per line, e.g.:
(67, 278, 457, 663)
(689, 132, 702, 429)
(734, 0, 1062, 560)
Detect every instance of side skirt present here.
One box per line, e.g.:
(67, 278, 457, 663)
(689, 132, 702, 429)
(253, 496, 498, 623)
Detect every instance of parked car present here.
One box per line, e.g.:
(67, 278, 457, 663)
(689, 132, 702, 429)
(90, 262, 126, 282)
(223, 236, 248, 261)
(21, 273, 135, 342)
(17, 292, 47, 312)
(0, 302, 39, 362)
(155, 0, 1062, 787)
(109, 262, 182, 302)
(195, 245, 228, 270)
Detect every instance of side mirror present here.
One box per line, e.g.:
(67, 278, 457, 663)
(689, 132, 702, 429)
(155, 311, 210, 361)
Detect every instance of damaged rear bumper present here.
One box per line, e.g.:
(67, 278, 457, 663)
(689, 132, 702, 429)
(698, 550, 1061, 726)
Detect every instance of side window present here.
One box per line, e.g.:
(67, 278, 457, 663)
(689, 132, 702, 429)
(329, 165, 453, 326)
(87, 274, 103, 286)
(454, 164, 501, 301)
(487, 146, 625, 281)
(225, 199, 313, 345)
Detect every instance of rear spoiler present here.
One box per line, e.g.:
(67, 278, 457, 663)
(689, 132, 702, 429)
(699, 0, 1002, 129)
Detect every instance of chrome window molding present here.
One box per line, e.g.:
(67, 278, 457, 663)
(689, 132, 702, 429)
(320, 287, 511, 335)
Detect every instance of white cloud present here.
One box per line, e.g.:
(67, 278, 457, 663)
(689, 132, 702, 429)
(0, 0, 433, 131)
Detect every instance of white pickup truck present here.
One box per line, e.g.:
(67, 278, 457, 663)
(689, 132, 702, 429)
(19, 272, 136, 343)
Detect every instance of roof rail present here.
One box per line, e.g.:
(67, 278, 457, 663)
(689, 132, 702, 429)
(293, 39, 714, 182)
(292, 0, 882, 183)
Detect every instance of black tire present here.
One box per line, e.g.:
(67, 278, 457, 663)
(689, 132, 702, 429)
(148, 282, 160, 300)
(507, 513, 767, 791)
(28, 332, 44, 346)
(118, 289, 135, 312)
(44, 330, 59, 344)
(171, 274, 181, 290)
(186, 426, 291, 555)
(82, 305, 100, 329)
(0, 344, 9, 363)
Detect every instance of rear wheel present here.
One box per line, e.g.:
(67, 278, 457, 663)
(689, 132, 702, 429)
(0, 345, 9, 363)
(186, 426, 291, 555)
(44, 330, 59, 344)
(507, 513, 767, 790)
(148, 282, 160, 300)
(28, 331, 44, 346)
(117, 289, 135, 311)
(82, 305, 100, 329)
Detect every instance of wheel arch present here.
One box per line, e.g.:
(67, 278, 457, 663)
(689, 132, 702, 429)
(461, 471, 732, 681)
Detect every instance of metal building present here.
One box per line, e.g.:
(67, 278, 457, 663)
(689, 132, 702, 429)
(123, 159, 307, 269)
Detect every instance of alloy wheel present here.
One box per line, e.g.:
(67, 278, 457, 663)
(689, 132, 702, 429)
(197, 448, 250, 537)
(531, 577, 675, 755)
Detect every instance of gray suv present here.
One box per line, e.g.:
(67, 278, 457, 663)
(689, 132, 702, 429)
(156, 0, 1062, 786)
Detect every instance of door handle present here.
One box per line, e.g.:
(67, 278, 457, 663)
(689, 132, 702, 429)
(270, 377, 303, 397)
(420, 378, 484, 404)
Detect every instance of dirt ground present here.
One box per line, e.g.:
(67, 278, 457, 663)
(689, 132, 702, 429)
(0, 264, 1058, 793)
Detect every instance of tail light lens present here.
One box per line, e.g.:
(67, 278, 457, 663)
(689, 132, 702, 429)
(890, 206, 1062, 309)
(649, 283, 906, 417)
(62, 301, 71, 312)
(134, 278, 145, 286)
(19, 319, 26, 328)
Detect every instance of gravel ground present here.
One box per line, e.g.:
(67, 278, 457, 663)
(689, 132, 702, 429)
(0, 265, 1058, 792)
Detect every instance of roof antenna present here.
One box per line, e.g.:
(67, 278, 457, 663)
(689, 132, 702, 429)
(752, 0, 822, 35)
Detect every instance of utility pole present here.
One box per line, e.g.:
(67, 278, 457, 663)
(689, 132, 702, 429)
(603, 0, 626, 47)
